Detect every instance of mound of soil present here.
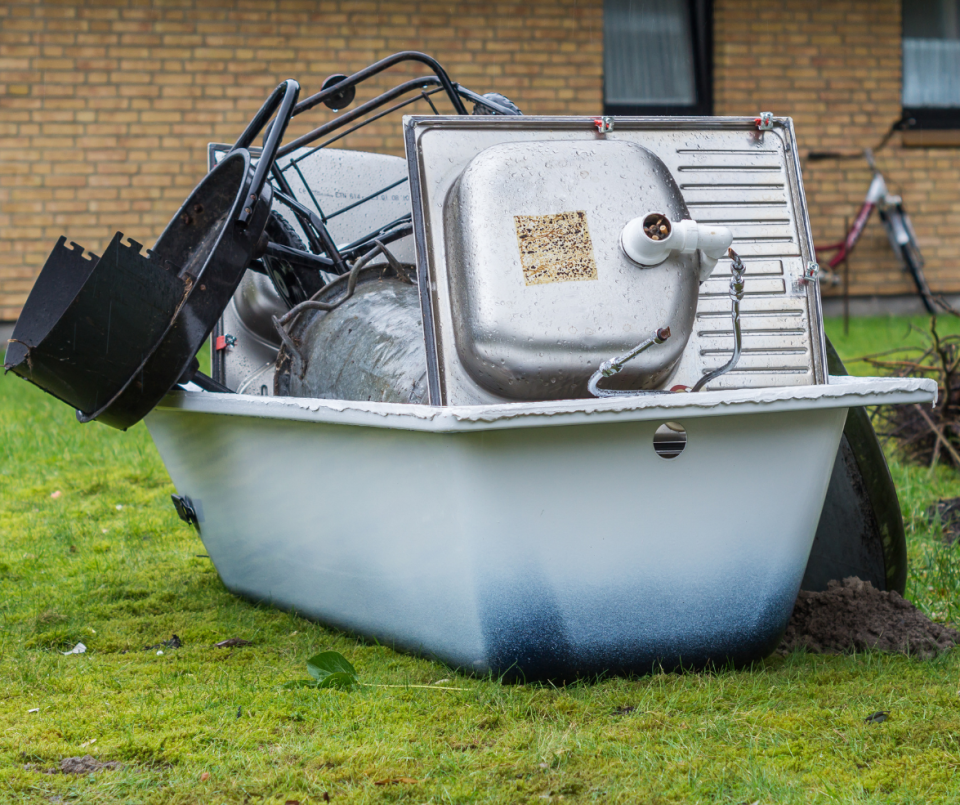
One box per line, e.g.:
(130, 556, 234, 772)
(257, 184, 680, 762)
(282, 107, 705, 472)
(24, 755, 122, 775)
(58, 755, 122, 774)
(780, 577, 960, 659)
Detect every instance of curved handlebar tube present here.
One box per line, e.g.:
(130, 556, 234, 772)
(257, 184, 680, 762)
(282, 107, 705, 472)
(231, 79, 301, 225)
(294, 51, 467, 119)
(280, 76, 445, 156)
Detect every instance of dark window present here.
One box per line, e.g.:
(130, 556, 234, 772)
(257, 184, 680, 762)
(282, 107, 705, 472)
(603, 0, 712, 116)
(903, 0, 960, 128)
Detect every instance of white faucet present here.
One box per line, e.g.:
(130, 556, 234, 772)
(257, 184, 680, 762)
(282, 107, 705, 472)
(620, 213, 733, 282)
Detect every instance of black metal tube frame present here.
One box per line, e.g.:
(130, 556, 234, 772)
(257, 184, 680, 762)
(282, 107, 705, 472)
(292, 50, 467, 119)
(279, 75, 445, 157)
(241, 52, 520, 276)
(231, 79, 300, 225)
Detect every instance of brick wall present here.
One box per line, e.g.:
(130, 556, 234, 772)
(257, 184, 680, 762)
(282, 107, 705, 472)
(0, 0, 604, 322)
(715, 0, 960, 301)
(3, 0, 959, 322)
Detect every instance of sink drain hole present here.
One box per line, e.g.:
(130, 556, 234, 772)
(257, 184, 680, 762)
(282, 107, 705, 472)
(653, 422, 686, 459)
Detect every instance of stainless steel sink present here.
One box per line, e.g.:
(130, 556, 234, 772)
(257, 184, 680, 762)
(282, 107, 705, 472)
(442, 138, 699, 399)
(404, 115, 827, 405)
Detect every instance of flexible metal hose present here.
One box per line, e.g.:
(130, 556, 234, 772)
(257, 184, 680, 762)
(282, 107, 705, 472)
(587, 327, 672, 398)
(692, 248, 746, 392)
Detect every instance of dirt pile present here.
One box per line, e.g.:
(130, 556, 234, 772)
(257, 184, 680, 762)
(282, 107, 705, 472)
(58, 755, 122, 774)
(780, 577, 960, 659)
(23, 755, 123, 775)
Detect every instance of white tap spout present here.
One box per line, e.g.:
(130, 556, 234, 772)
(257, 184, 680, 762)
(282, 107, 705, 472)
(620, 213, 733, 282)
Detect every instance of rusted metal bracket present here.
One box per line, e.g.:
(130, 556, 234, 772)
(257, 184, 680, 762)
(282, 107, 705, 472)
(594, 116, 614, 134)
(215, 334, 237, 351)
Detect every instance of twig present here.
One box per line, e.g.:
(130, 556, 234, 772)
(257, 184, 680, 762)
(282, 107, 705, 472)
(914, 404, 960, 466)
(362, 683, 469, 691)
(929, 435, 942, 473)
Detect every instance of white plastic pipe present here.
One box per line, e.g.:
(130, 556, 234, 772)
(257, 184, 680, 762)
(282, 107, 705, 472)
(621, 213, 733, 282)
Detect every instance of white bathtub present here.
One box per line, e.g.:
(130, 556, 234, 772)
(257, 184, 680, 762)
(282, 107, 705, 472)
(146, 375, 935, 680)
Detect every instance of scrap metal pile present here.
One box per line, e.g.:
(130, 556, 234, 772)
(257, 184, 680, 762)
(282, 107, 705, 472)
(5, 51, 757, 425)
(3, 52, 939, 679)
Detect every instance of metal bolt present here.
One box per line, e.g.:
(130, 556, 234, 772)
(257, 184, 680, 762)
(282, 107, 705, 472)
(800, 261, 820, 284)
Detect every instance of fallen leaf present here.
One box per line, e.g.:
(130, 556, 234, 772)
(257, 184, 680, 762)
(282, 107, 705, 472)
(144, 635, 182, 651)
(306, 651, 358, 689)
(433, 678, 452, 685)
(50, 491, 62, 499)
(284, 651, 361, 691)
(79, 739, 96, 749)
(115, 504, 123, 510)
(213, 638, 252, 648)
(200, 771, 211, 781)
(865, 710, 889, 724)
(375, 777, 419, 785)
(63, 643, 86, 656)
(28, 708, 39, 714)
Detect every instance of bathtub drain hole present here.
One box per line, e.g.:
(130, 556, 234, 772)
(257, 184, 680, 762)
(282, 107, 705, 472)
(653, 422, 686, 459)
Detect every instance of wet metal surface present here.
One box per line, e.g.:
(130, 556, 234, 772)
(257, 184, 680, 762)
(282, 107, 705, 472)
(210, 148, 414, 395)
(277, 277, 428, 405)
(438, 137, 698, 402)
(405, 116, 826, 405)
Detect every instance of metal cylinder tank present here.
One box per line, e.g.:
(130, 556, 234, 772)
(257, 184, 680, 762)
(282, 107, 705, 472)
(275, 275, 428, 404)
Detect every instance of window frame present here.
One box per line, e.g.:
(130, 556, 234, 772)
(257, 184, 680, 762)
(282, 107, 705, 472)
(602, 0, 713, 117)
(901, 2, 960, 133)
(901, 106, 960, 131)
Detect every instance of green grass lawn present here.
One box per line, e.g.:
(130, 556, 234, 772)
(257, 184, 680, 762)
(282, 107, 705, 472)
(1, 320, 959, 804)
